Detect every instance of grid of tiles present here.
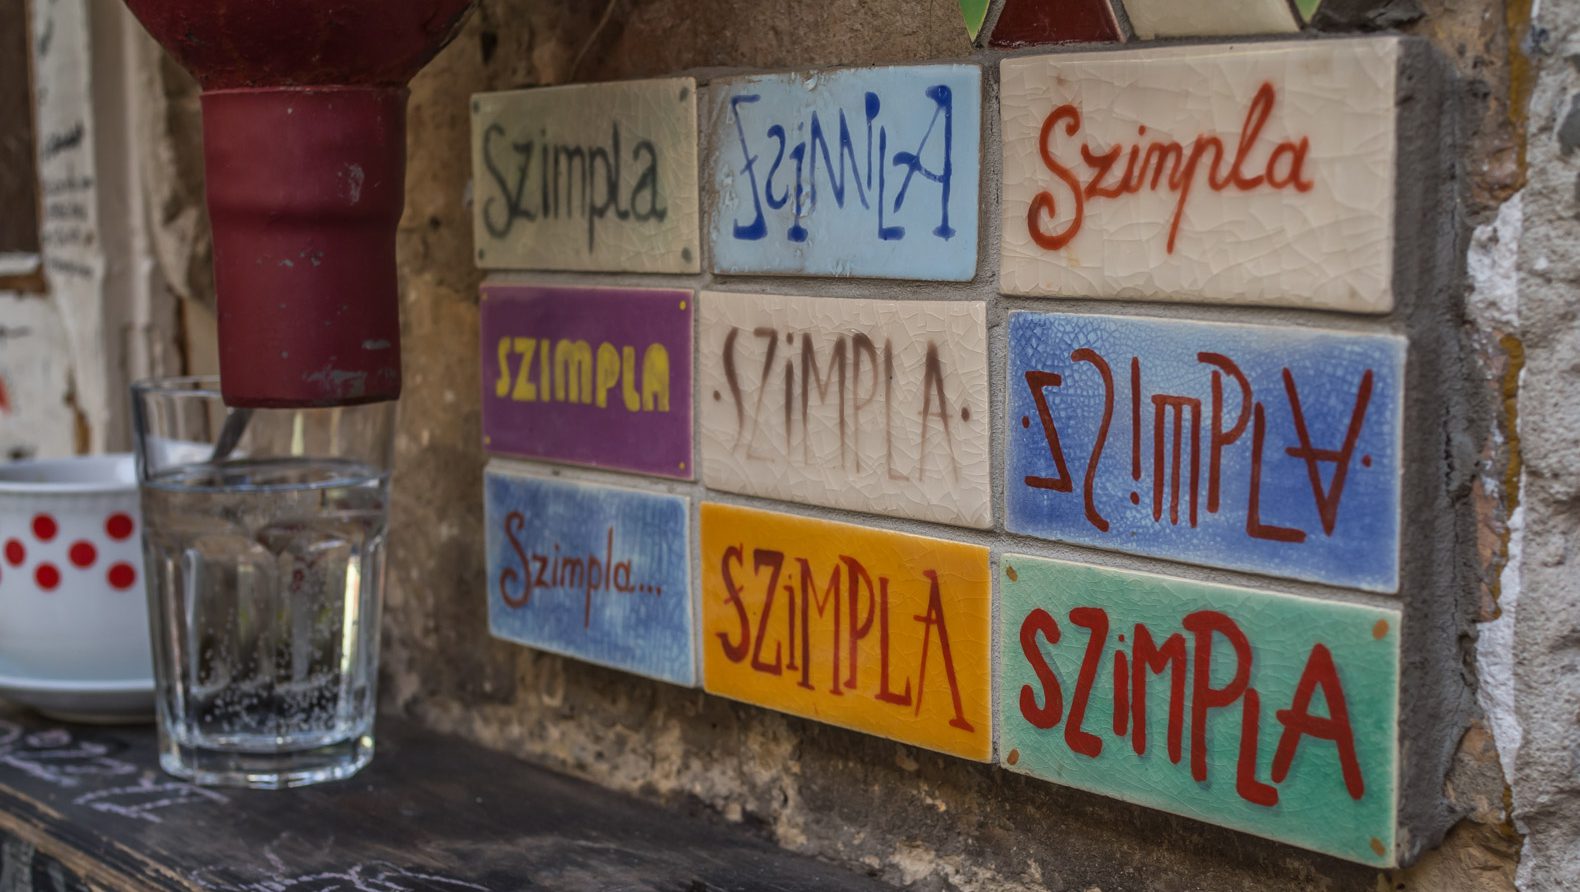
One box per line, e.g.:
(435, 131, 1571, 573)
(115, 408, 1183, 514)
(470, 26, 1431, 868)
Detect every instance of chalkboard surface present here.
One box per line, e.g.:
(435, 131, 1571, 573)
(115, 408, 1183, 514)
(0, 711, 888, 891)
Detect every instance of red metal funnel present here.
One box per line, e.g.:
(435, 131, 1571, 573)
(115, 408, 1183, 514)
(122, 0, 475, 407)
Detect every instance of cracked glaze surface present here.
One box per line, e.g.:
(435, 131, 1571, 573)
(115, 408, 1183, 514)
(998, 554, 1401, 867)
(707, 65, 981, 280)
(485, 466, 695, 687)
(1122, 0, 1301, 38)
(700, 502, 992, 760)
(1000, 39, 1399, 312)
(470, 78, 700, 273)
(698, 291, 991, 528)
(1004, 311, 1405, 592)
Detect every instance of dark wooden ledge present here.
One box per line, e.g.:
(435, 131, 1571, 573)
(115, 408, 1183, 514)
(0, 710, 889, 891)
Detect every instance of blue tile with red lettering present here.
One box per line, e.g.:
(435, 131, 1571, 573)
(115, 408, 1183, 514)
(1004, 313, 1404, 592)
(484, 465, 695, 686)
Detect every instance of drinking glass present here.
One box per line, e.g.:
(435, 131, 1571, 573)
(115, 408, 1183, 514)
(131, 376, 394, 788)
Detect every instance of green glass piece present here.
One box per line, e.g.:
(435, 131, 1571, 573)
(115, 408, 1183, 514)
(960, 0, 991, 40)
(1296, 0, 1322, 21)
(998, 556, 1400, 867)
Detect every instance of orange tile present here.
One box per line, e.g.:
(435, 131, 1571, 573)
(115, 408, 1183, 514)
(700, 503, 992, 761)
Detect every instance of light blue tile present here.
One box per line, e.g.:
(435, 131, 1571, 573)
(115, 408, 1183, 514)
(1005, 313, 1404, 592)
(708, 65, 981, 281)
(484, 467, 694, 686)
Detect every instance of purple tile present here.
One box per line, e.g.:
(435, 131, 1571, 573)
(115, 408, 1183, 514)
(481, 283, 693, 479)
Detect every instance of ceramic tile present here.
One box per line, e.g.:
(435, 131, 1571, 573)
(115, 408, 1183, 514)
(708, 65, 981, 281)
(481, 283, 693, 479)
(988, 0, 1123, 46)
(471, 78, 700, 273)
(1123, 0, 1300, 38)
(960, 0, 991, 40)
(998, 554, 1400, 866)
(698, 291, 991, 528)
(1000, 39, 1400, 313)
(484, 466, 694, 686)
(699, 503, 992, 760)
(1004, 312, 1404, 592)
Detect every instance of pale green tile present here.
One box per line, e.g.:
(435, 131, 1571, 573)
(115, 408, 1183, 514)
(997, 555, 1400, 866)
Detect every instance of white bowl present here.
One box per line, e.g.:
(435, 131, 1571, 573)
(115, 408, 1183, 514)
(0, 455, 153, 687)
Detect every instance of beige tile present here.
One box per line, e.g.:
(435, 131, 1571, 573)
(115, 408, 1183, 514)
(698, 291, 991, 528)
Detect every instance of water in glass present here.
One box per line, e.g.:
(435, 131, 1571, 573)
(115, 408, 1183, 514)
(141, 457, 387, 787)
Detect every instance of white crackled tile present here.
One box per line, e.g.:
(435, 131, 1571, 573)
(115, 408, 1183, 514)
(698, 291, 991, 528)
(1000, 39, 1399, 313)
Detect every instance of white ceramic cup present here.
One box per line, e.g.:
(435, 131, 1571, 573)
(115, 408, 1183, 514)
(0, 455, 152, 683)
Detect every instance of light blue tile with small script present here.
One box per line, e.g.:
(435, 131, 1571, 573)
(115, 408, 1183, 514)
(484, 466, 694, 686)
(709, 64, 981, 280)
(1004, 312, 1405, 592)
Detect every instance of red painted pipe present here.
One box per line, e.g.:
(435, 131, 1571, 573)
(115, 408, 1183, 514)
(122, 0, 475, 407)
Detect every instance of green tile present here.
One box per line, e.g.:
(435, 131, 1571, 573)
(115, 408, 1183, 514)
(997, 555, 1400, 866)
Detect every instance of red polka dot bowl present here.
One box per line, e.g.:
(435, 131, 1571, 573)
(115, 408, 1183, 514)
(0, 455, 152, 695)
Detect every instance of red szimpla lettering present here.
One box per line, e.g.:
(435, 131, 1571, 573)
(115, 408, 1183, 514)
(1027, 82, 1314, 256)
(718, 547, 976, 735)
(1014, 607, 1366, 810)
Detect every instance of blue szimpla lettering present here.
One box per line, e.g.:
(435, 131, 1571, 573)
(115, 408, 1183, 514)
(728, 82, 956, 244)
(729, 94, 767, 240)
(809, 108, 869, 212)
(890, 84, 955, 240)
(764, 125, 789, 210)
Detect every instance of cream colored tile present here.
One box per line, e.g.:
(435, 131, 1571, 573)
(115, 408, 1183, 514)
(1124, 0, 1300, 38)
(471, 78, 699, 273)
(698, 291, 991, 529)
(1000, 39, 1399, 313)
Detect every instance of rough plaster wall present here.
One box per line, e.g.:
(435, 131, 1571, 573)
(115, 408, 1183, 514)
(353, 2, 1540, 890)
(1507, 0, 1580, 886)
